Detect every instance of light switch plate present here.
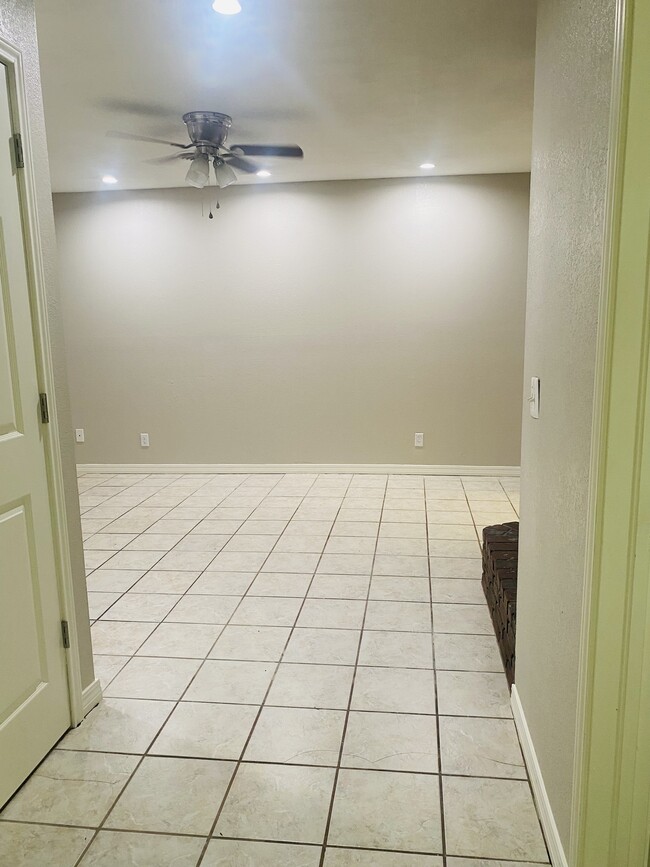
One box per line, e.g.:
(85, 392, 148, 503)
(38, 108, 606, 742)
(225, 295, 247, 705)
(529, 377, 540, 419)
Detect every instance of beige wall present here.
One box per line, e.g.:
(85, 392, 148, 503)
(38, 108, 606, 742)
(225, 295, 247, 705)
(0, 1, 94, 687)
(55, 173, 529, 467)
(516, 0, 615, 853)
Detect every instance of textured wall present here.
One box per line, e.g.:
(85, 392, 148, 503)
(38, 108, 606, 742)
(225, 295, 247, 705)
(516, 0, 616, 852)
(0, 1, 93, 688)
(54, 173, 529, 467)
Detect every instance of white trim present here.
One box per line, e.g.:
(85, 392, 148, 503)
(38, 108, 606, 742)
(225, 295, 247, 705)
(512, 684, 568, 867)
(0, 38, 84, 724)
(81, 678, 102, 718)
(77, 462, 521, 477)
(569, 0, 629, 860)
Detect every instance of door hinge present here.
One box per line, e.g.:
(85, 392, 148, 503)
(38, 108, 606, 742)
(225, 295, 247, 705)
(39, 392, 49, 424)
(61, 620, 70, 649)
(12, 133, 24, 169)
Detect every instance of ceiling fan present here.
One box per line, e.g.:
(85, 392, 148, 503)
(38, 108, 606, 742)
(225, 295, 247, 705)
(108, 111, 304, 189)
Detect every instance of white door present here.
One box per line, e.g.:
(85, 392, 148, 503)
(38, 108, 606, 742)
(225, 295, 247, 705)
(0, 59, 71, 806)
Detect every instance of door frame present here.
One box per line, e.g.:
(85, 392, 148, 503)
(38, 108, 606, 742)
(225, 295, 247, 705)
(0, 36, 84, 726)
(570, 0, 650, 862)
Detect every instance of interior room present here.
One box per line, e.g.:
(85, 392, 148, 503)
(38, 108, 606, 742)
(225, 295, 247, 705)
(2, 0, 645, 865)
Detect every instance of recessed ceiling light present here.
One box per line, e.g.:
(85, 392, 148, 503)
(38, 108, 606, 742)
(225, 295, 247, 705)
(102, 175, 118, 184)
(212, 0, 241, 14)
(256, 170, 271, 178)
(419, 162, 436, 170)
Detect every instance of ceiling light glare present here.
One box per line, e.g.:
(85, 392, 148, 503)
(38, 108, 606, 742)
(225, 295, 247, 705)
(419, 162, 436, 169)
(102, 175, 118, 184)
(256, 170, 271, 178)
(212, 0, 242, 14)
(185, 153, 211, 189)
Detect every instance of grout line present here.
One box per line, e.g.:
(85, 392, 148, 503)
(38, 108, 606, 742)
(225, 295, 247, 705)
(194, 473, 357, 866)
(317, 475, 387, 866)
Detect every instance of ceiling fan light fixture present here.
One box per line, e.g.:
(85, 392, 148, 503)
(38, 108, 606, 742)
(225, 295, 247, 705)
(185, 153, 211, 189)
(214, 158, 237, 188)
(256, 170, 271, 178)
(212, 0, 241, 14)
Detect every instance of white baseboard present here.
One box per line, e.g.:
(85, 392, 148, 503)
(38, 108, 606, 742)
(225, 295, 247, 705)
(77, 462, 520, 477)
(81, 678, 102, 717)
(512, 684, 568, 867)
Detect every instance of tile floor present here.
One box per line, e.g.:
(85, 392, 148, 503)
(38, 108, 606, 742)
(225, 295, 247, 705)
(0, 471, 550, 866)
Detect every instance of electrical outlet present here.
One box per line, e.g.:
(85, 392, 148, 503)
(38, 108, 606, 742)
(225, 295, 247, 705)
(75, 428, 85, 443)
(414, 432, 424, 448)
(140, 432, 150, 447)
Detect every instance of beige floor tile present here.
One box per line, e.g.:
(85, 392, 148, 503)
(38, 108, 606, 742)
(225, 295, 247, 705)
(0, 823, 92, 867)
(209, 624, 291, 661)
(100, 593, 181, 623)
(359, 630, 433, 668)
(373, 555, 429, 577)
(87, 592, 121, 619)
(431, 579, 485, 605)
(342, 711, 438, 773)
(427, 524, 478, 541)
(164, 594, 240, 624)
(434, 633, 504, 672)
(59, 698, 174, 754)
(209, 551, 268, 572)
(443, 776, 548, 862)
(124, 533, 184, 550)
(352, 666, 436, 714)
(248, 571, 312, 596)
(184, 659, 275, 704)
(379, 522, 427, 539)
(437, 671, 512, 718)
(324, 850, 442, 866)
(187, 571, 255, 595)
(86, 569, 146, 593)
(432, 603, 493, 635)
(131, 570, 200, 594)
(80, 830, 204, 866)
(439, 716, 526, 779)
(231, 595, 302, 626)
(223, 534, 277, 553)
(90, 621, 156, 655)
(104, 656, 201, 700)
(369, 576, 430, 602)
(297, 598, 365, 629)
(364, 600, 431, 632)
(331, 521, 379, 537)
(376, 538, 428, 556)
(324, 537, 376, 555)
(0, 750, 137, 827)
(136, 622, 223, 658)
(328, 768, 442, 853)
(275, 534, 329, 553)
(244, 706, 346, 765)
(105, 755, 234, 835)
(267, 663, 354, 709)
(429, 557, 481, 579)
(203, 839, 321, 866)
(428, 540, 481, 558)
(92, 654, 130, 688)
(284, 628, 360, 665)
(308, 574, 370, 600)
(84, 533, 137, 550)
(214, 763, 335, 844)
(151, 702, 258, 760)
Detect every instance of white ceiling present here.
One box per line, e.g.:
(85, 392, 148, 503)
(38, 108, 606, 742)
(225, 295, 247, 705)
(35, 0, 537, 193)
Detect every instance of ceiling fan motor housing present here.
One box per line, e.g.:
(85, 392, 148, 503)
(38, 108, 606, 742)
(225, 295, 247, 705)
(182, 111, 232, 147)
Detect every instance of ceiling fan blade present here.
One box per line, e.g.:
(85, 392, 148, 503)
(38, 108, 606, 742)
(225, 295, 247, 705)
(223, 153, 260, 174)
(144, 152, 188, 165)
(106, 130, 191, 149)
(229, 144, 304, 159)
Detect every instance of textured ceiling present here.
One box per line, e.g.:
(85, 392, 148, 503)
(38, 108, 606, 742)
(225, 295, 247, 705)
(35, 0, 537, 192)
